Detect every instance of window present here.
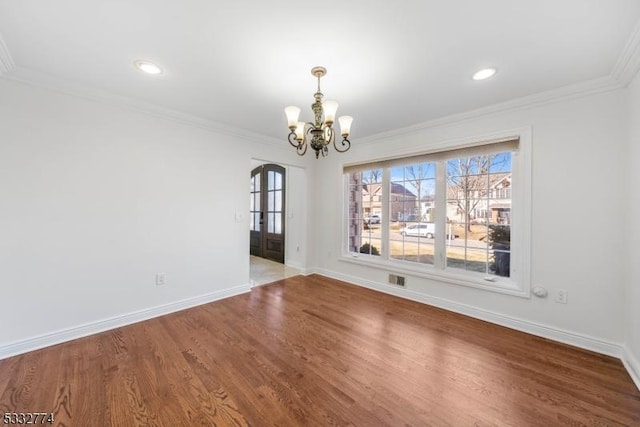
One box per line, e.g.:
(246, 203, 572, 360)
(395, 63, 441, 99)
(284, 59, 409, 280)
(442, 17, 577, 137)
(390, 163, 436, 264)
(348, 169, 382, 255)
(445, 153, 511, 276)
(343, 135, 531, 296)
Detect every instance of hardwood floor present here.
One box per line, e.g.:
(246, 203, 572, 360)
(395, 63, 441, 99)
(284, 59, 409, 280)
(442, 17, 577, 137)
(1, 274, 639, 426)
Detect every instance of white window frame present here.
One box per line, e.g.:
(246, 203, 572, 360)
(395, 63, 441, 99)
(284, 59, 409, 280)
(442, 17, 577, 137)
(341, 129, 532, 298)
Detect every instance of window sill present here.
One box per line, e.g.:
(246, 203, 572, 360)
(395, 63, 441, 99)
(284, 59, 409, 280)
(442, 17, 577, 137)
(339, 253, 530, 298)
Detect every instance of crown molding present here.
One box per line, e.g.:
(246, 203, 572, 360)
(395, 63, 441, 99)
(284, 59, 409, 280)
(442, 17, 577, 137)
(3, 66, 286, 149)
(4, 63, 622, 151)
(360, 17, 640, 145)
(612, 20, 640, 86)
(2, 16, 639, 147)
(0, 33, 16, 77)
(359, 75, 622, 145)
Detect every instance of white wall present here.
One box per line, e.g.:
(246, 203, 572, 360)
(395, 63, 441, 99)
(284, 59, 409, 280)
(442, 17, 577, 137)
(0, 73, 637, 375)
(284, 165, 311, 271)
(625, 73, 640, 381)
(0, 78, 310, 355)
(315, 89, 628, 353)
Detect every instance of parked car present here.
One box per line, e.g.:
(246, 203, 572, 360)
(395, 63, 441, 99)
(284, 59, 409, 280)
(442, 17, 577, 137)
(398, 213, 420, 222)
(400, 223, 435, 238)
(365, 214, 381, 224)
(470, 217, 487, 224)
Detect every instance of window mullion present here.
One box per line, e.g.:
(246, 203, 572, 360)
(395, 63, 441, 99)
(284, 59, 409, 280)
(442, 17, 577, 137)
(381, 167, 391, 259)
(434, 160, 446, 269)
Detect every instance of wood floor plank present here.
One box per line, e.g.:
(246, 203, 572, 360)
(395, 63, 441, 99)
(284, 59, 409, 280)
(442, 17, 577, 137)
(1, 274, 639, 426)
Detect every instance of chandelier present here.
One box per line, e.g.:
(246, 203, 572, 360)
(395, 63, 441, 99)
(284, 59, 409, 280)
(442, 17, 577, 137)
(285, 66, 353, 158)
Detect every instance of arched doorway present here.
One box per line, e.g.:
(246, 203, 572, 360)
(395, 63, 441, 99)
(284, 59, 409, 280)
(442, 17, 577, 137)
(250, 164, 285, 263)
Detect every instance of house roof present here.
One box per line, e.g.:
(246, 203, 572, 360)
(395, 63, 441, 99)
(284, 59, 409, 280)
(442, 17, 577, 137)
(363, 183, 417, 198)
(447, 172, 512, 198)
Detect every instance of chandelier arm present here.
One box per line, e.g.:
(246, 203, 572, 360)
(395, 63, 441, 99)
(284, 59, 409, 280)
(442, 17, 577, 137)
(324, 126, 334, 146)
(334, 136, 351, 153)
(287, 131, 299, 148)
(297, 142, 307, 156)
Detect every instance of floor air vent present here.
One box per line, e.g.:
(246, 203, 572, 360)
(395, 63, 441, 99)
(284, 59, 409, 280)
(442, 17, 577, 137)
(388, 274, 406, 287)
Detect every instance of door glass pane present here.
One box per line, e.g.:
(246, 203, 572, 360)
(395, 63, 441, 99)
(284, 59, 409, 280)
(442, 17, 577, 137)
(268, 191, 274, 212)
(268, 213, 275, 233)
(250, 173, 261, 232)
(274, 213, 282, 234)
(274, 172, 282, 190)
(268, 171, 275, 190)
(274, 190, 282, 212)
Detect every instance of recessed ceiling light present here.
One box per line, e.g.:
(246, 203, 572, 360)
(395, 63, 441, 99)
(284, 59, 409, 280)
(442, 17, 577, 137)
(134, 60, 163, 75)
(472, 68, 497, 81)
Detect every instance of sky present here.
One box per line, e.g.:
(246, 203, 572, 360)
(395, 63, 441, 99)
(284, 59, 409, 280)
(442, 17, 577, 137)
(362, 152, 512, 199)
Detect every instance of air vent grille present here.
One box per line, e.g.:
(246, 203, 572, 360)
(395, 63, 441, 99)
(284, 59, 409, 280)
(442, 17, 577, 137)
(388, 274, 406, 287)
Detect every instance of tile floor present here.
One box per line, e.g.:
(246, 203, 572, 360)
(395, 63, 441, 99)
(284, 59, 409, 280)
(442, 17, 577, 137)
(249, 255, 300, 286)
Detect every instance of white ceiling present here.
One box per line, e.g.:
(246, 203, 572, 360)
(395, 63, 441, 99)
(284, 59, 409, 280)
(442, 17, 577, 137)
(1, 1, 640, 141)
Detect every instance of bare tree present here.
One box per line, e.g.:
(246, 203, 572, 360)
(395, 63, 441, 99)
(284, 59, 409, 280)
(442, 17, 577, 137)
(405, 164, 433, 219)
(360, 169, 382, 229)
(447, 155, 508, 231)
(362, 169, 381, 184)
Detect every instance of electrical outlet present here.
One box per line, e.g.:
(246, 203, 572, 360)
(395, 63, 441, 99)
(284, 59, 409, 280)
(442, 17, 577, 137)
(555, 289, 568, 304)
(156, 273, 166, 286)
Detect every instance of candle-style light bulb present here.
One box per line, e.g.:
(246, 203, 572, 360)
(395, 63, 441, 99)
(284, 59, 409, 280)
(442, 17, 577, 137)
(338, 116, 353, 137)
(284, 106, 301, 130)
(323, 100, 338, 125)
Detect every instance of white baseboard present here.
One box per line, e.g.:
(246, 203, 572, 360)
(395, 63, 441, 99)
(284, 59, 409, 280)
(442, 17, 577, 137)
(315, 268, 622, 358)
(0, 283, 252, 360)
(285, 260, 304, 271)
(622, 346, 640, 391)
(299, 268, 316, 276)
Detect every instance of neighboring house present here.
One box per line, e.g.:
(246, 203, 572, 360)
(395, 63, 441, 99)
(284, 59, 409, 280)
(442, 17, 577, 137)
(347, 178, 417, 253)
(361, 182, 382, 216)
(446, 173, 512, 224)
(363, 182, 417, 220)
(420, 195, 435, 222)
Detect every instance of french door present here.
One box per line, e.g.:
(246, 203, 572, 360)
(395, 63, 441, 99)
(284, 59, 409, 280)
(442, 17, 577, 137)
(250, 164, 285, 263)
